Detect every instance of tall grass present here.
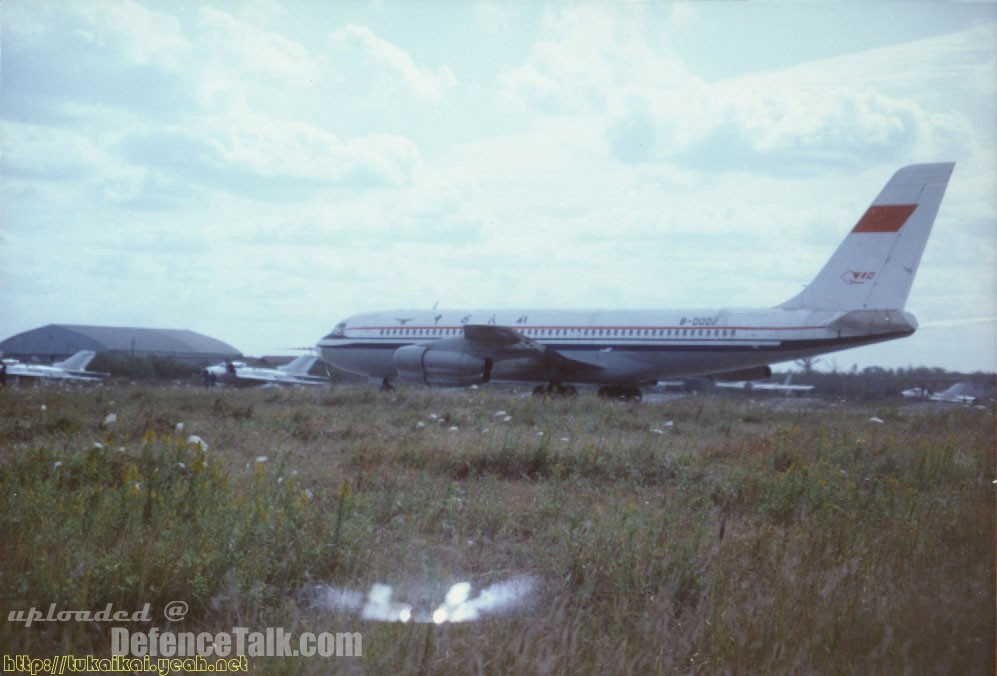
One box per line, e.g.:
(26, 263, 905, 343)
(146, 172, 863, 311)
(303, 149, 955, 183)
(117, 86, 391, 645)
(1, 385, 993, 673)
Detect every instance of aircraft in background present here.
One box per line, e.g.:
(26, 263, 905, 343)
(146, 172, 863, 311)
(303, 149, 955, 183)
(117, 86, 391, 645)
(901, 386, 931, 400)
(317, 163, 954, 399)
(714, 374, 815, 394)
(927, 383, 996, 405)
(203, 354, 329, 387)
(1, 350, 108, 383)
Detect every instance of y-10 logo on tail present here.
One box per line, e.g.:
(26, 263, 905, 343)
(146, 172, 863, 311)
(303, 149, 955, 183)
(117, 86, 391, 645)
(842, 270, 876, 285)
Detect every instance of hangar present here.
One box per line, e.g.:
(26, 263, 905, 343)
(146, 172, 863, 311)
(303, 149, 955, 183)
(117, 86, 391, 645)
(0, 324, 241, 366)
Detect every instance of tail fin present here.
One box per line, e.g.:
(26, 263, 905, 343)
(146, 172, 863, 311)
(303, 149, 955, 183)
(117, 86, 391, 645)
(277, 355, 318, 375)
(780, 163, 954, 311)
(55, 350, 96, 371)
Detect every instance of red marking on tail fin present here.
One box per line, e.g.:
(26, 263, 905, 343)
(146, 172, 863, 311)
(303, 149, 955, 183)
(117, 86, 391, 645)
(852, 204, 918, 233)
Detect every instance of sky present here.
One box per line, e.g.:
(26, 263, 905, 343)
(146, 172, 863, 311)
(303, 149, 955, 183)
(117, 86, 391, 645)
(2, 1, 995, 373)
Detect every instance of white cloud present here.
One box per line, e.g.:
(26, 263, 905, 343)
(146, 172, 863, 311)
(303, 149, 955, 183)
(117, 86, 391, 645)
(496, 6, 626, 114)
(694, 87, 974, 170)
(116, 116, 421, 202)
(496, 5, 697, 118)
(495, 9, 987, 175)
(74, 0, 191, 71)
(1, 121, 105, 180)
(198, 6, 318, 84)
(473, 1, 516, 34)
(327, 25, 457, 103)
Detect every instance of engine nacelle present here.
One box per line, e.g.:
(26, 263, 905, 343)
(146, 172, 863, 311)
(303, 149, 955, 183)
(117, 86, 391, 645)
(393, 344, 493, 387)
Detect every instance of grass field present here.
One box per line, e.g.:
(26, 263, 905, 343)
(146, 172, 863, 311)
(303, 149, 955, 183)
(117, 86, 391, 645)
(1, 384, 994, 674)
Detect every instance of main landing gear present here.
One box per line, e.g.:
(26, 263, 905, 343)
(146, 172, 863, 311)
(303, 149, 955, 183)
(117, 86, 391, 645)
(532, 383, 578, 397)
(530, 383, 643, 400)
(598, 385, 643, 401)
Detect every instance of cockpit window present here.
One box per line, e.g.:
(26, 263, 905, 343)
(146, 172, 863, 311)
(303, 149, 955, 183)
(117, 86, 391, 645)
(324, 322, 347, 339)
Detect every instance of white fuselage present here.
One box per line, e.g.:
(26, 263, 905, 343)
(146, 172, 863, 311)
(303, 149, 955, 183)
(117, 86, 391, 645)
(316, 306, 915, 386)
(1, 358, 105, 383)
(202, 359, 327, 387)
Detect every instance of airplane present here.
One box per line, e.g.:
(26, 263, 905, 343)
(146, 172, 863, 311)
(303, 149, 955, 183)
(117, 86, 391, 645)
(317, 163, 954, 399)
(1, 350, 108, 383)
(714, 374, 815, 394)
(202, 354, 329, 387)
(927, 382, 996, 405)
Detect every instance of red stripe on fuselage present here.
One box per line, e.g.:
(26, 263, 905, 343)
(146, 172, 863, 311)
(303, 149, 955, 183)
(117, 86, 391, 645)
(851, 204, 917, 233)
(350, 325, 829, 334)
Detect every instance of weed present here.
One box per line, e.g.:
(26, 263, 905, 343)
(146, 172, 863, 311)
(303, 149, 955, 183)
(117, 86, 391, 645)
(0, 385, 992, 674)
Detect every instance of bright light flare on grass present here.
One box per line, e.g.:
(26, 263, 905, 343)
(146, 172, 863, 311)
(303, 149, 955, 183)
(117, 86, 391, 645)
(308, 576, 536, 624)
(361, 583, 414, 623)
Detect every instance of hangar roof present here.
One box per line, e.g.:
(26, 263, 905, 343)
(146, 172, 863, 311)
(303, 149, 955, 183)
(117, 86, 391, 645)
(0, 324, 241, 358)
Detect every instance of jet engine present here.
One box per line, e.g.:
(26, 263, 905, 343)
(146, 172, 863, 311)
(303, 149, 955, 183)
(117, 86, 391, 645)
(393, 344, 493, 387)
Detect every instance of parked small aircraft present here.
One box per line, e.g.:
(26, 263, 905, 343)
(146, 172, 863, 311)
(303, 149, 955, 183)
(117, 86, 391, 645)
(715, 374, 815, 394)
(317, 163, 954, 399)
(1, 351, 108, 383)
(927, 383, 996, 405)
(203, 354, 328, 387)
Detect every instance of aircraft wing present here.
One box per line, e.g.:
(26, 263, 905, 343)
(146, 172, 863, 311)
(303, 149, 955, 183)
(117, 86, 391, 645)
(463, 324, 540, 345)
(270, 373, 329, 386)
(241, 374, 327, 386)
(749, 383, 815, 392)
(714, 371, 813, 393)
(715, 381, 814, 392)
(461, 324, 605, 380)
